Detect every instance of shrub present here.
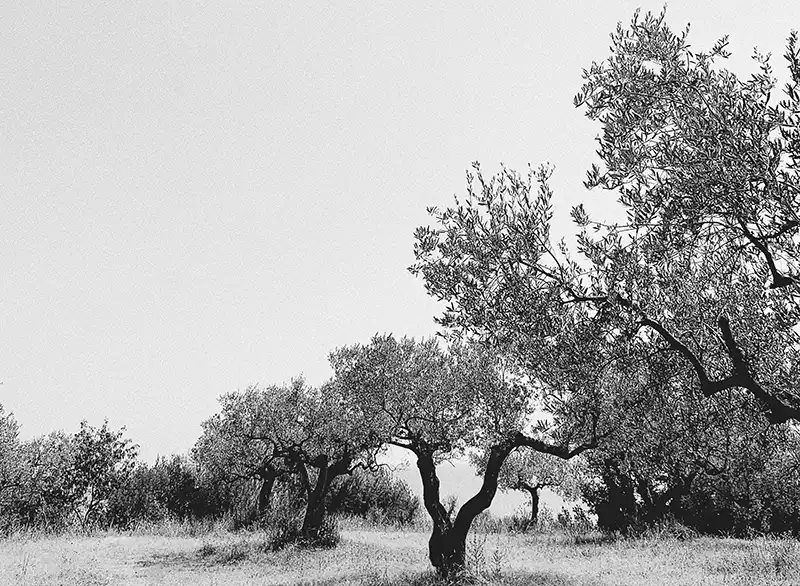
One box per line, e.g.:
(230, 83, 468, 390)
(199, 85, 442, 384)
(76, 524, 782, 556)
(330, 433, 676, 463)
(327, 467, 419, 526)
(556, 504, 595, 535)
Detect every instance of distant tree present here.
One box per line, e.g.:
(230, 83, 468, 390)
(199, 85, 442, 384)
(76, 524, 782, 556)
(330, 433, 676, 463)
(107, 455, 212, 528)
(574, 350, 760, 532)
(326, 466, 419, 526)
(471, 447, 585, 527)
(193, 406, 291, 519)
(66, 420, 138, 529)
(198, 378, 382, 544)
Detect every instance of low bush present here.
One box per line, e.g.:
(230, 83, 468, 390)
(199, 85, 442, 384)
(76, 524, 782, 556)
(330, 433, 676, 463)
(327, 467, 419, 527)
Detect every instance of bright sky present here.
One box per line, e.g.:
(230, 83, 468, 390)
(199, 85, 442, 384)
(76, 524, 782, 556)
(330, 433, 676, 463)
(2, 0, 799, 484)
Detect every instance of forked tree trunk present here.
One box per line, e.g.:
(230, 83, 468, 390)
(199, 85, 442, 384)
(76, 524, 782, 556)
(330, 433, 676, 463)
(301, 459, 331, 542)
(416, 441, 515, 578)
(299, 455, 354, 544)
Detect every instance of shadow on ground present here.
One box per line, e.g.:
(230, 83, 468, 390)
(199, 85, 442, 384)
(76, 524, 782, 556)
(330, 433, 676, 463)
(136, 538, 324, 570)
(136, 540, 257, 569)
(136, 540, 604, 585)
(135, 551, 201, 569)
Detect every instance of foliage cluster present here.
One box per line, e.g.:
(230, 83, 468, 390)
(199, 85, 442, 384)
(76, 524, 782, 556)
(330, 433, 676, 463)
(0, 412, 139, 532)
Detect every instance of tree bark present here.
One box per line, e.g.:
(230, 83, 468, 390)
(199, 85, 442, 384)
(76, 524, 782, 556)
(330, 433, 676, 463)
(525, 485, 540, 526)
(256, 471, 276, 516)
(415, 449, 458, 574)
(299, 455, 353, 544)
(416, 440, 515, 577)
(301, 457, 331, 542)
(600, 459, 637, 533)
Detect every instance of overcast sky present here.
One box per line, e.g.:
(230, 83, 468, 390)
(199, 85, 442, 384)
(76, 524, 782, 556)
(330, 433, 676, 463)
(2, 0, 799, 481)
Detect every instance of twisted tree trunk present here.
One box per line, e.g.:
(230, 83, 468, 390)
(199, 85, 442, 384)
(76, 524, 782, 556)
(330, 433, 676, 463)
(417, 441, 514, 578)
(301, 457, 332, 542)
(299, 455, 354, 544)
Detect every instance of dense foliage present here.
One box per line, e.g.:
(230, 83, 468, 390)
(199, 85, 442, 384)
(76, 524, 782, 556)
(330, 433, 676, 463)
(0, 416, 137, 532)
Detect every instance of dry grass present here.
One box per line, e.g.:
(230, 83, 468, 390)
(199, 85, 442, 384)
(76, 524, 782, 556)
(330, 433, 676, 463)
(1, 522, 799, 585)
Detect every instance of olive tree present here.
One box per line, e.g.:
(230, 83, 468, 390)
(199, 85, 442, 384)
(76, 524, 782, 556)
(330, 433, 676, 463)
(578, 349, 779, 532)
(332, 335, 635, 577)
(193, 404, 291, 517)
(569, 9, 800, 424)
(197, 378, 382, 543)
(412, 11, 800, 442)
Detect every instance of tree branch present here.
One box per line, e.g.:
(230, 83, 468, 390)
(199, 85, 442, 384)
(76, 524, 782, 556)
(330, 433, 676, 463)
(738, 218, 795, 288)
(513, 432, 598, 459)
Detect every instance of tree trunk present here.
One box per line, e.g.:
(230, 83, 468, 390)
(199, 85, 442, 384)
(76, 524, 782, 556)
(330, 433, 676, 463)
(415, 450, 459, 575)
(301, 495, 327, 541)
(527, 486, 540, 526)
(416, 440, 515, 577)
(597, 458, 638, 533)
(301, 459, 331, 542)
(428, 525, 468, 577)
(256, 472, 276, 516)
(668, 472, 697, 521)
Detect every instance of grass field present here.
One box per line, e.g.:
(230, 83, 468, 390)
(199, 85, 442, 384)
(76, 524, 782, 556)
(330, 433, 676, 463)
(1, 522, 799, 586)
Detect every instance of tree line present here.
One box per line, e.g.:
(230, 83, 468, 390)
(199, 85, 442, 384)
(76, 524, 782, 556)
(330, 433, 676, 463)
(0, 406, 417, 535)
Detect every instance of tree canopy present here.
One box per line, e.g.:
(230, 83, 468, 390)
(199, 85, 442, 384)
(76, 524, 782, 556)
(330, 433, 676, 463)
(411, 9, 800, 429)
(195, 376, 384, 543)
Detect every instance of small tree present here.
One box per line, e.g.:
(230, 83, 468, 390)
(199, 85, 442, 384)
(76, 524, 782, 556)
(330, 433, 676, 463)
(67, 420, 138, 530)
